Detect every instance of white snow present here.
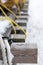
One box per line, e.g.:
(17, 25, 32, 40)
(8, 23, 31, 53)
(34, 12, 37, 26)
(26, 0, 43, 65)
(0, 16, 10, 34)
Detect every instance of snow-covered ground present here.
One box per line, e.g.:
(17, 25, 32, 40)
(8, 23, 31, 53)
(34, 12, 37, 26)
(26, 0, 43, 65)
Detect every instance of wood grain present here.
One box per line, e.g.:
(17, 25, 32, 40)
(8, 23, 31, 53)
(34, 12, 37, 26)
(11, 47, 37, 63)
(0, 46, 37, 63)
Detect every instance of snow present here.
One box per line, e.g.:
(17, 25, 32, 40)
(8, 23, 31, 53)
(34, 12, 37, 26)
(0, 16, 10, 34)
(26, 0, 43, 65)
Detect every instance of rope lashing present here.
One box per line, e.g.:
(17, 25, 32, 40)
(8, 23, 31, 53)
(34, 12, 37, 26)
(0, 7, 16, 34)
(0, 3, 18, 19)
(0, 17, 26, 37)
(0, 4, 26, 37)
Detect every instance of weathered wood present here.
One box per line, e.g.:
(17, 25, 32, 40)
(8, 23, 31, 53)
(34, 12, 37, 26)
(11, 49, 37, 63)
(11, 44, 37, 63)
(0, 44, 37, 63)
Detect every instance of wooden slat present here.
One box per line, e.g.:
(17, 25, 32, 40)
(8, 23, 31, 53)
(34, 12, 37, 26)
(11, 44, 37, 63)
(17, 18, 28, 20)
(14, 26, 26, 30)
(20, 13, 28, 16)
(13, 23, 26, 26)
(18, 23, 26, 26)
(11, 30, 26, 34)
(11, 46, 37, 63)
(17, 16, 28, 18)
(12, 53, 37, 63)
(10, 34, 25, 39)
(15, 20, 27, 23)
(10, 39, 25, 42)
(21, 9, 28, 12)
